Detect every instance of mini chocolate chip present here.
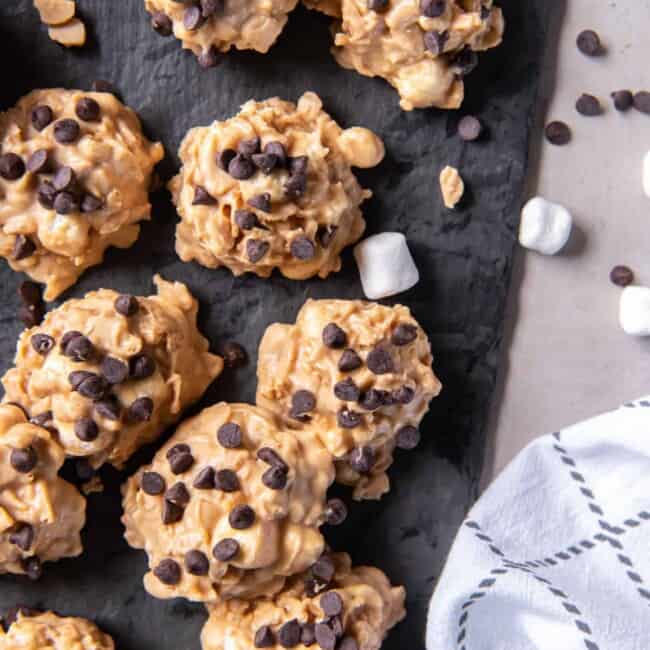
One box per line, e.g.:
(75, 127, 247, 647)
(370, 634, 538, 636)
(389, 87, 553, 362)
(611, 90, 633, 112)
(248, 193, 272, 212)
(37, 180, 57, 209)
(75, 417, 99, 442)
(610, 265, 634, 287)
(311, 555, 335, 583)
(246, 239, 270, 263)
(26, 149, 50, 175)
(193, 467, 215, 489)
(278, 620, 301, 648)
(75, 458, 95, 482)
(222, 342, 248, 368)
(12, 235, 36, 261)
(325, 498, 347, 526)
(339, 637, 359, 650)
(201, 0, 223, 16)
(54, 191, 79, 215)
(101, 357, 129, 384)
(576, 29, 601, 56)
(94, 396, 121, 421)
(217, 422, 242, 448)
(420, 0, 445, 16)
(396, 425, 420, 450)
(214, 469, 240, 492)
(130, 354, 156, 379)
(31, 105, 53, 131)
(128, 397, 154, 422)
(284, 172, 307, 199)
(64, 334, 94, 361)
(185, 550, 209, 576)
(338, 349, 362, 372)
(451, 48, 479, 76)
(115, 294, 139, 316)
(322, 323, 347, 348)
(229, 504, 255, 529)
(424, 30, 449, 56)
(197, 45, 222, 68)
(238, 137, 261, 156)
(348, 446, 375, 473)
(142, 471, 166, 495)
(18, 281, 42, 307)
(30, 334, 54, 355)
(217, 148, 237, 171)
(576, 93, 602, 116)
(75, 97, 101, 122)
(289, 156, 308, 175)
(70, 372, 109, 400)
(184, 4, 205, 29)
(290, 236, 316, 260)
(392, 323, 417, 346)
(168, 449, 194, 475)
(366, 347, 394, 374)
(367, 0, 388, 11)
(314, 623, 336, 650)
(213, 538, 239, 561)
(392, 385, 415, 404)
(193, 186, 217, 206)
(9, 523, 34, 551)
(80, 193, 104, 213)
(358, 388, 390, 411)
(257, 447, 289, 471)
(53, 119, 80, 144)
(262, 465, 288, 490)
(255, 625, 276, 648)
(151, 10, 173, 34)
(301, 623, 316, 646)
(251, 153, 278, 174)
(154, 559, 181, 585)
(458, 115, 483, 141)
(166, 482, 190, 507)
(235, 209, 260, 230)
(19, 304, 45, 328)
(320, 592, 343, 617)
(10, 447, 37, 473)
(291, 390, 316, 417)
(633, 91, 650, 115)
(317, 225, 338, 248)
(544, 121, 571, 146)
(91, 79, 115, 94)
(21, 557, 42, 581)
(334, 377, 360, 402)
(263, 141, 287, 167)
(162, 500, 184, 525)
(337, 408, 362, 429)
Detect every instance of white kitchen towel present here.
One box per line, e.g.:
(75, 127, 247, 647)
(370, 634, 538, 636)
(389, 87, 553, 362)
(426, 397, 650, 650)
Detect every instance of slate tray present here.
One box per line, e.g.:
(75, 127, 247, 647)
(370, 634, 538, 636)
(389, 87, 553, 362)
(0, 1, 548, 648)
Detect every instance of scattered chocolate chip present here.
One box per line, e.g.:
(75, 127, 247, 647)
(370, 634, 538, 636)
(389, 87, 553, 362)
(458, 115, 483, 142)
(154, 559, 181, 585)
(193, 466, 215, 489)
(575, 93, 602, 116)
(338, 637, 359, 650)
(21, 557, 42, 581)
(26, 149, 50, 175)
(396, 425, 420, 450)
(262, 465, 288, 490)
(54, 190, 80, 215)
(69, 372, 109, 400)
(290, 390, 316, 419)
(53, 119, 80, 144)
(257, 447, 289, 471)
(229, 504, 255, 529)
(30, 333, 54, 355)
(192, 186, 217, 206)
(74, 417, 99, 441)
(183, 4, 205, 29)
(325, 498, 347, 526)
(18, 281, 42, 307)
(358, 388, 390, 411)
(317, 225, 338, 248)
(366, 347, 394, 374)
(451, 48, 479, 76)
(101, 356, 129, 384)
(238, 137, 261, 157)
(167, 445, 194, 474)
(19, 304, 44, 328)
(576, 29, 601, 56)
(214, 469, 241, 492)
(201, 0, 223, 16)
(217, 422, 242, 448)
(12, 235, 36, 261)
(184, 550, 210, 576)
(198, 46, 222, 68)
(337, 408, 362, 429)
(91, 80, 115, 94)
(246, 239, 270, 263)
(248, 192, 272, 212)
(80, 193, 104, 213)
(320, 592, 343, 617)
(633, 91, 650, 115)
(130, 354, 156, 379)
(301, 623, 316, 647)
(166, 482, 190, 507)
(544, 121, 571, 146)
(235, 209, 261, 230)
(278, 620, 301, 648)
(213, 538, 239, 562)
(338, 349, 362, 372)
(264, 141, 287, 167)
(31, 105, 53, 131)
(217, 148, 237, 171)
(420, 0, 445, 17)
(610, 265, 634, 287)
(63, 334, 94, 361)
(314, 623, 337, 650)
(37, 180, 57, 209)
(0, 153, 23, 182)
(251, 153, 278, 175)
(10, 447, 37, 474)
(162, 500, 184, 525)
(255, 625, 276, 648)
(322, 323, 346, 349)
(391, 323, 417, 346)
(611, 90, 633, 112)
(75, 97, 101, 122)
(151, 11, 173, 35)
(9, 523, 34, 551)
(392, 385, 415, 404)
(284, 172, 307, 199)
(128, 397, 154, 422)
(290, 236, 316, 260)
(94, 396, 121, 421)
(349, 446, 375, 473)
(222, 342, 248, 368)
(114, 294, 139, 316)
(367, 0, 388, 11)
(142, 471, 166, 495)
(334, 377, 360, 402)
(311, 555, 335, 583)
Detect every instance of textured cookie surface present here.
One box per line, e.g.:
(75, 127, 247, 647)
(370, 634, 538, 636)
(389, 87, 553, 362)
(1, 276, 223, 469)
(0, 88, 163, 300)
(171, 92, 384, 280)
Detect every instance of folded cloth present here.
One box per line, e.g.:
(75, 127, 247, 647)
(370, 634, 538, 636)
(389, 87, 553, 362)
(426, 398, 650, 650)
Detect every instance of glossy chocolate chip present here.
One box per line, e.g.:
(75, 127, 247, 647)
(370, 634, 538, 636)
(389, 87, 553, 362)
(21, 556, 42, 581)
(255, 625, 276, 648)
(320, 592, 343, 617)
(37, 180, 57, 209)
(53, 119, 80, 144)
(322, 323, 347, 348)
(246, 239, 269, 263)
(101, 357, 129, 384)
(214, 469, 240, 492)
(576, 93, 602, 116)
(75, 97, 101, 122)
(391, 323, 417, 346)
(26, 149, 50, 174)
(392, 385, 415, 404)
(151, 10, 173, 34)
(52, 165, 76, 191)
(263, 141, 287, 167)
(358, 389, 390, 411)
(257, 447, 288, 471)
(325, 498, 347, 526)
(420, 0, 445, 17)
(12, 235, 36, 261)
(278, 620, 301, 648)
(19, 304, 45, 328)
(94, 396, 121, 421)
(142, 471, 166, 495)
(301, 623, 316, 646)
(128, 397, 154, 422)
(80, 193, 104, 213)
(74, 458, 95, 482)
(284, 172, 307, 199)
(338, 349, 362, 372)
(193, 467, 215, 489)
(290, 390, 316, 418)
(31, 105, 53, 131)
(458, 115, 483, 141)
(317, 225, 338, 248)
(167, 446, 194, 474)
(311, 555, 335, 583)
(251, 153, 278, 174)
(290, 236, 316, 260)
(162, 500, 184, 525)
(238, 137, 261, 156)
(366, 347, 394, 374)
(610, 265, 634, 287)
(10, 447, 37, 473)
(314, 623, 337, 650)
(183, 4, 205, 29)
(69, 372, 109, 400)
(9, 523, 34, 551)
(0, 153, 25, 181)
(216, 148, 236, 170)
(63, 334, 94, 361)
(167, 443, 190, 458)
(114, 294, 139, 316)
(30, 334, 54, 355)
(198, 45, 221, 68)
(396, 425, 420, 450)
(192, 186, 217, 206)
(75, 417, 99, 441)
(262, 465, 288, 490)
(166, 482, 190, 507)
(348, 446, 375, 473)
(30, 411, 54, 430)
(154, 559, 181, 585)
(544, 121, 571, 146)
(248, 192, 272, 212)
(18, 281, 42, 307)
(235, 209, 260, 230)
(337, 408, 362, 429)
(611, 90, 633, 112)
(54, 191, 80, 215)
(334, 378, 360, 402)
(576, 29, 601, 56)
(213, 538, 239, 562)
(217, 422, 242, 448)
(229, 504, 255, 529)
(185, 550, 210, 576)
(228, 154, 256, 180)
(424, 30, 448, 55)
(130, 354, 156, 379)
(222, 342, 248, 368)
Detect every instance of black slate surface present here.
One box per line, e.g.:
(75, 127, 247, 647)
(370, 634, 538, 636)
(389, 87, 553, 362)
(0, 2, 548, 648)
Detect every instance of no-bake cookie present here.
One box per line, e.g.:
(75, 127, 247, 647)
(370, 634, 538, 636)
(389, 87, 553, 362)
(1, 276, 223, 469)
(201, 552, 406, 650)
(0, 404, 85, 580)
(122, 402, 337, 602)
(256, 299, 441, 500)
(0, 609, 114, 649)
(0, 88, 163, 300)
(170, 92, 384, 279)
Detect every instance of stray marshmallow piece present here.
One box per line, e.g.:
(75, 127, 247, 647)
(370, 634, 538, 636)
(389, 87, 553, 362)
(619, 286, 650, 336)
(643, 151, 650, 198)
(48, 17, 86, 47)
(519, 196, 572, 255)
(440, 166, 464, 209)
(354, 233, 419, 300)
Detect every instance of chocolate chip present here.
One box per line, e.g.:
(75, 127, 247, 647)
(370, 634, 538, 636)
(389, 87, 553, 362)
(63, 334, 94, 361)
(217, 422, 242, 448)
(214, 469, 240, 492)
(91, 79, 115, 94)
(255, 626, 276, 648)
(31, 105, 53, 131)
(392, 323, 417, 346)
(338, 349, 362, 372)
(251, 153, 278, 175)
(18, 281, 42, 307)
(21, 557, 42, 581)
(167, 443, 190, 458)
(451, 48, 479, 76)
(94, 396, 121, 421)
(334, 378, 360, 402)
(633, 91, 650, 115)
(75, 417, 99, 441)
(75, 97, 101, 122)
(348, 446, 375, 473)
(238, 137, 261, 157)
(193, 467, 215, 489)
(367, 0, 388, 11)
(128, 397, 154, 422)
(184, 550, 209, 576)
(338, 637, 359, 650)
(26, 149, 50, 174)
(337, 408, 362, 429)
(10, 447, 37, 473)
(262, 465, 288, 490)
(167, 446, 194, 474)
(30, 411, 54, 430)
(69, 372, 109, 400)
(320, 592, 343, 617)
(30, 334, 54, 355)
(80, 193, 104, 213)
(458, 115, 483, 142)
(213, 538, 239, 562)
(75, 458, 95, 482)
(314, 623, 337, 650)
(420, 0, 445, 17)
(611, 90, 633, 112)
(288, 156, 308, 175)
(130, 354, 156, 379)
(222, 342, 248, 368)
(367, 347, 394, 374)
(183, 4, 205, 29)
(217, 149, 237, 171)
(198, 46, 222, 68)
(576, 29, 601, 56)
(317, 225, 337, 248)
(358, 388, 389, 411)
(37, 180, 57, 209)
(12, 235, 36, 261)
(248, 193, 272, 212)
(114, 294, 139, 316)
(278, 620, 301, 648)
(257, 447, 289, 471)
(301, 623, 316, 646)
(575, 93, 602, 116)
(425, 29, 448, 55)
(60, 330, 83, 353)
(284, 172, 307, 199)
(0, 153, 25, 181)
(166, 482, 190, 507)
(54, 191, 79, 215)
(162, 500, 184, 525)
(101, 356, 129, 384)
(392, 385, 415, 404)
(19, 304, 44, 328)
(290, 390, 316, 418)
(290, 236, 316, 260)
(201, 0, 223, 16)
(322, 323, 346, 349)
(53, 119, 80, 144)
(610, 265, 634, 287)
(192, 186, 217, 206)
(325, 498, 347, 526)
(229, 504, 255, 529)
(151, 9, 173, 34)
(235, 209, 261, 230)
(246, 239, 269, 263)
(142, 471, 166, 495)
(544, 121, 571, 146)
(154, 559, 181, 585)
(311, 555, 335, 583)
(396, 425, 420, 450)
(263, 141, 287, 167)
(9, 523, 34, 551)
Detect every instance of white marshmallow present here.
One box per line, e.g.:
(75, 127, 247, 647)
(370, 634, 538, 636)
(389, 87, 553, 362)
(354, 232, 419, 300)
(643, 151, 650, 198)
(619, 286, 650, 336)
(518, 196, 573, 255)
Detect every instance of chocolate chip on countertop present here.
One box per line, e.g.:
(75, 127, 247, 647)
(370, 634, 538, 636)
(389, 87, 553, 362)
(633, 91, 650, 115)
(337, 408, 362, 429)
(166, 482, 190, 507)
(128, 397, 154, 422)
(338, 349, 362, 372)
(12, 235, 36, 261)
(576, 29, 602, 56)
(367, 0, 388, 11)
(317, 225, 338, 248)
(458, 115, 483, 141)
(69, 371, 109, 400)
(320, 592, 343, 617)
(246, 239, 270, 263)
(26, 149, 50, 175)
(30, 334, 54, 355)
(290, 236, 316, 260)
(238, 137, 261, 157)
(54, 191, 80, 215)
(392, 323, 418, 346)
(142, 471, 166, 495)
(151, 11, 173, 35)
(334, 377, 360, 402)
(314, 623, 337, 650)
(167, 445, 194, 474)
(611, 90, 633, 112)
(576, 93, 602, 116)
(192, 186, 217, 206)
(184, 550, 209, 576)
(392, 385, 415, 404)
(21, 557, 42, 581)
(101, 356, 129, 384)
(216, 148, 237, 171)
(420, 0, 445, 17)
(263, 141, 287, 167)
(235, 209, 261, 230)
(284, 172, 307, 199)
(0, 153, 25, 181)
(213, 538, 240, 562)
(325, 498, 347, 526)
(130, 354, 156, 379)
(278, 620, 301, 648)
(193, 466, 215, 489)
(94, 396, 121, 421)
(262, 465, 288, 490)
(214, 469, 241, 492)
(322, 323, 347, 349)
(154, 559, 181, 585)
(18, 281, 42, 307)
(9, 523, 34, 551)
(91, 79, 116, 94)
(544, 121, 571, 146)
(183, 4, 205, 30)
(10, 447, 37, 474)
(74, 417, 99, 442)
(31, 105, 53, 131)
(217, 422, 242, 448)
(114, 294, 139, 316)
(75, 97, 101, 122)
(348, 446, 375, 473)
(248, 193, 272, 212)
(229, 504, 255, 530)
(19, 304, 44, 328)
(338, 637, 359, 650)
(423, 30, 449, 56)
(53, 119, 80, 144)
(610, 265, 634, 287)
(222, 342, 248, 368)
(366, 347, 394, 374)
(63, 334, 94, 361)
(37, 180, 57, 209)
(255, 625, 276, 648)
(251, 153, 278, 174)
(162, 500, 184, 525)
(257, 447, 289, 471)
(198, 45, 222, 68)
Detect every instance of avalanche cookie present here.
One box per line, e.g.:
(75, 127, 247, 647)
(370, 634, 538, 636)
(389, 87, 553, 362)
(0, 88, 163, 300)
(1, 276, 223, 469)
(0, 404, 85, 579)
(0, 609, 114, 649)
(171, 92, 384, 279)
(331, 0, 504, 111)
(122, 403, 337, 602)
(144, 0, 298, 67)
(257, 299, 441, 500)
(201, 552, 406, 650)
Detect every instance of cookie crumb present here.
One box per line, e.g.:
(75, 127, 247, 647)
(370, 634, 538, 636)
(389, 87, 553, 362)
(439, 166, 464, 209)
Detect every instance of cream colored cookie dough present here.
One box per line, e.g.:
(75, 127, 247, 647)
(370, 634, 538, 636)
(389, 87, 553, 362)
(171, 92, 383, 280)
(331, 0, 504, 111)
(0, 404, 85, 579)
(144, 0, 298, 66)
(257, 299, 441, 500)
(0, 610, 114, 650)
(122, 402, 336, 602)
(1, 276, 223, 469)
(201, 552, 406, 650)
(0, 89, 163, 300)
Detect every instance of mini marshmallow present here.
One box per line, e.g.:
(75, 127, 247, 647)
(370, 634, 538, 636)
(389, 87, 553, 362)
(354, 232, 419, 300)
(643, 151, 650, 198)
(619, 286, 650, 336)
(518, 196, 573, 255)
